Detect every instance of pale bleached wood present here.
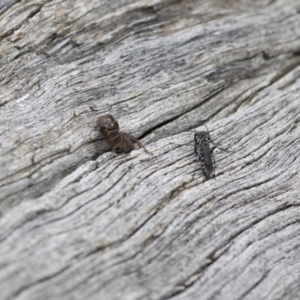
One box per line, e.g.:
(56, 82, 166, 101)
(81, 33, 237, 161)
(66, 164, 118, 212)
(1, 0, 300, 299)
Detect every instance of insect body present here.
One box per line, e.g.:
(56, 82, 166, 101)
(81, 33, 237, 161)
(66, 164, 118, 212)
(194, 127, 229, 179)
(96, 114, 153, 155)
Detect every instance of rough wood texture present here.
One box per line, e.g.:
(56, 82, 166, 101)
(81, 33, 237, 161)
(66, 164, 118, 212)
(1, 0, 300, 299)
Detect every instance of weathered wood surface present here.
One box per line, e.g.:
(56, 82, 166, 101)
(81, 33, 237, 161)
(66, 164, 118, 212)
(1, 0, 300, 299)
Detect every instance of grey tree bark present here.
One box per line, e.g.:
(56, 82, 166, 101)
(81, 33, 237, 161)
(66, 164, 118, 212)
(1, 0, 300, 299)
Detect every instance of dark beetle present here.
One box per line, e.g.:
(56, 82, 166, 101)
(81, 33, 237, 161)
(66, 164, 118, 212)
(96, 114, 153, 155)
(194, 127, 229, 179)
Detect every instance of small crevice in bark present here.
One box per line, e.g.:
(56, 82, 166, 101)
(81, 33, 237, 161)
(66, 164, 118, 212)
(0, 4, 42, 41)
(140, 83, 228, 140)
(0, 148, 70, 189)
(270, 55, 300, 85)
(163, 202, 295, 300)
(9, 265, 70, 300)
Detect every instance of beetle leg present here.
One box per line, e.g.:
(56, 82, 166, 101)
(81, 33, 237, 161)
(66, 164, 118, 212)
(127, 134, 153, 155)
(112, 143, 120, 153)
(112, 135, 124, 153)
(211, 142, 232, 153)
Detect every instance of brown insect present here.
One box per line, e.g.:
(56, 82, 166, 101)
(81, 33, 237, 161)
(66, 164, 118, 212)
(96, 114, 153, 155)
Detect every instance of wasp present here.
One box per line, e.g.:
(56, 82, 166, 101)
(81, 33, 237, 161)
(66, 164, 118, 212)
(96, 114, 153, 155)
(194, 126, 230, 179)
